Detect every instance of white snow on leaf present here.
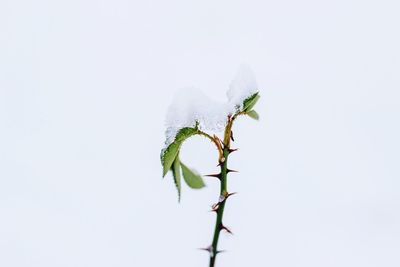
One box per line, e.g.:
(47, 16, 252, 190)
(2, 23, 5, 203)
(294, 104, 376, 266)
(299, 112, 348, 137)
(227, 65, 258, 109)
(164, 65, 258, 147)
(164, 88, 232, 146)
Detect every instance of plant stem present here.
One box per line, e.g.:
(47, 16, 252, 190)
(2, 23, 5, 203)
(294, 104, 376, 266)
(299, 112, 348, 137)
(209, 118, 234, 267)
(198, 130, 224, 162)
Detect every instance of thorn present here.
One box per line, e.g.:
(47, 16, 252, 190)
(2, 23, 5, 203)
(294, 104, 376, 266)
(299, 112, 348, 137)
(199, 246, 213, 253)
(211, 202, 220, 211)
(230, 131, 235, 142)
(212, 192, 231, 211)
(227, 169, 238, 173)
(225, 192, 237, 199)
(215, 192, 237, 206)
(228, 148, 239, 154)
(210, 207, 218, 213)
(205, 173, 221, 179)
(211, 201, 220, 212)
(199, 246, 216, 257)
(220, 224, 233, 235)
(216, 250, 226, 254)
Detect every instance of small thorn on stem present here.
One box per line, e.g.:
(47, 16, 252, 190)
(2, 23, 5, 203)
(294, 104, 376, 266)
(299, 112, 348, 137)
(199, 245, 215, 257)
(210, 207, 219, 213)
(199, 246, 213, 253)
(220, 224, 233, 235)
(212, 192, 231, 211)
(223, 191, 237, 199)
(230, 131, 235, 142)
(227, 192, 237, 198)
(205, 173, 221, 179)
(211, 202, 220, 211)
(227, 169, 238, 173)
(228, 148, 239, 154)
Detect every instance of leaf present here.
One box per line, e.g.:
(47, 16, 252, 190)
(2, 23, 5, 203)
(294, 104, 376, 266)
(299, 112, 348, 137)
(242, 92, 260, 112)
(172, 155, 182, 201)
(247, 110, 259, 120)
(174, 127, 199, 143)
(181, 163, 206, 189)
(161, 127, 199, 177)
(160, 142, 180, 177)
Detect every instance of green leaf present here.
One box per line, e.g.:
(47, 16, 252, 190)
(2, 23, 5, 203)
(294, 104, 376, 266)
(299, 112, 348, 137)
(242, 92, 260, 112)
(173, 127, 199, 143)
(160, 142, 180, 177)
(247, 110, 259, 120)
(161, 127, 199, 177)
(181, 163, 206, 189)
(171, 155, 182, 201)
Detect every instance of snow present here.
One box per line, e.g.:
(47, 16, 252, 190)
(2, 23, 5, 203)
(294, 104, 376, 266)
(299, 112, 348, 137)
(164, 88, 232, 146)
(164, 65, 258, 147)
(227, 65, 258, 109)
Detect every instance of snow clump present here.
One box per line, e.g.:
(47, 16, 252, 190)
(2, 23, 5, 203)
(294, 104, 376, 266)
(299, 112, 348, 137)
(164, 65, 258, 147)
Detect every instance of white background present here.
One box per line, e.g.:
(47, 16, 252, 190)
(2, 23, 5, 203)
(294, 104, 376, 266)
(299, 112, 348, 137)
(1, 0, 399, 266)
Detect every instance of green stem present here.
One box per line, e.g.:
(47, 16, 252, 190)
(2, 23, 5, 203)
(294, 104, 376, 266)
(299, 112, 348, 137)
(209, 149, 228, 267)
(209, 118, 234, 267)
